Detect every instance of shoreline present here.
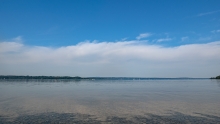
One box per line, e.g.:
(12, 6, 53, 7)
(0, 75, 209, 80)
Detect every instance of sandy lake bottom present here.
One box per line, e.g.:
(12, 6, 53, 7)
(0, 79, 220, 123)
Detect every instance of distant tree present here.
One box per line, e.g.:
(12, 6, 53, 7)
(74, 76, 81, 79)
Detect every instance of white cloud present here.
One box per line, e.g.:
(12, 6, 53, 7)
(211, 30, 220, 33)
(121, 37, 128, 41)
(156, 38, 172, 42)
(1, 38, 220, 77)
(0, 41, 24, 53)
(197, 10, 220, 16)
(198, 37, 212, 41)
(12, 36, 23, 41)
(136, 33, 152, 40)
(181, 36, 188, 41)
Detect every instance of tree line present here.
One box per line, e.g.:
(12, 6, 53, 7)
(0, 75, 82, 79)
(210, 75, 220, 79)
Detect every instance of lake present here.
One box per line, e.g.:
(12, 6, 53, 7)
(0, 79, 220, 123)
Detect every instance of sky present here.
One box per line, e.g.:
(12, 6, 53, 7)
(0, 0, 220, 77)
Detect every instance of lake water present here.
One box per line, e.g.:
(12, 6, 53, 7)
(0, 79, 220, 123)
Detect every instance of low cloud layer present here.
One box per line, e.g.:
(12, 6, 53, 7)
(0, 38, 220, 77)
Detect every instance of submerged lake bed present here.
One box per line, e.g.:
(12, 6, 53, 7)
(0, 79, 220, 123)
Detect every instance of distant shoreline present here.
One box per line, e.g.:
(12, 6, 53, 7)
(0, 75, 209, 80)
(210, 75, 220, 79)
(0, 75, 83, 80)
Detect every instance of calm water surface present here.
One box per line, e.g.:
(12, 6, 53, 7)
(0, 79, 220, 123)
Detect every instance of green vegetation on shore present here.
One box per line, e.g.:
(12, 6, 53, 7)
(210, 75, 220, 79)
(0, 75, 207, 80)
(0, 75, 82, 80)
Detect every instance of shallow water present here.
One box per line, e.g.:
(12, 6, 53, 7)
(0, 79, 220, 123)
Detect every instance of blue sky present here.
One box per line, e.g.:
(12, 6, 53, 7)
(0, 0, 220, 77)
(1, 0, 220, 46)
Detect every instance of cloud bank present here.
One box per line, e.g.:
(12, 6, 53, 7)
(0, 38, 220, 77)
